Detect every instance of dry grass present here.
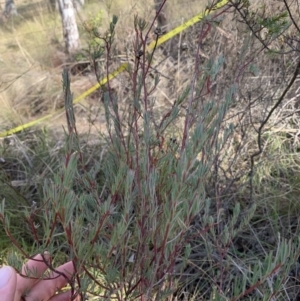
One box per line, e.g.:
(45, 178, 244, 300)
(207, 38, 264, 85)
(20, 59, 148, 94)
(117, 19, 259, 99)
(2, 1, 300, 299)
(0, 0, 208, 137)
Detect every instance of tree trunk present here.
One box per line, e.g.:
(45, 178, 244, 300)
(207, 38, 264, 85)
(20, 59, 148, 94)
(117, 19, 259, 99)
(154, 0, 168, 34)
(49, 0, 84, 12)
(153, 0, 175, 57)
(47, 0, 57, 12)
(4, 0, 17, 18)
(57, 0, 80, 54)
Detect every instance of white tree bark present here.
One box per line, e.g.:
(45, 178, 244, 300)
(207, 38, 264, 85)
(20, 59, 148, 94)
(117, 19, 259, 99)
(48, 0, 84, 13)
(4, 0, 17, 17)
(57, 0, 80, 54)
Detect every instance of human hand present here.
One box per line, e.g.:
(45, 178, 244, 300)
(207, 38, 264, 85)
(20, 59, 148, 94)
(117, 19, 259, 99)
(0, 253, 77, 301)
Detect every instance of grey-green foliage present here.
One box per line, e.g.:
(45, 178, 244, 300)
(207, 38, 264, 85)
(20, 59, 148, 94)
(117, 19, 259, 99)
(2, 10, 300, 301)
(92, 45, 236, 298)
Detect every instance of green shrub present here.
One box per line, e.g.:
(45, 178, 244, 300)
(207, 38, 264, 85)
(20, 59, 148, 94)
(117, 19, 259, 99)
(2, 1, 300, 300)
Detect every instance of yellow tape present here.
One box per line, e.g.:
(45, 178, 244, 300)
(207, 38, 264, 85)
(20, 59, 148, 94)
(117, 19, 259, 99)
(0, 63, 130, 136)
(73, 62, 129, 105)
(147, 0, 229, 49)
(0, 0, 228, 137)
(1, 114, 55, 136)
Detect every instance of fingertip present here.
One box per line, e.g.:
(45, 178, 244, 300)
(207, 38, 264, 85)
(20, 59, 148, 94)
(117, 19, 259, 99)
(42, 251, 51, 263)
(0, 266, 16, 287)
(0, 266, 17, 300)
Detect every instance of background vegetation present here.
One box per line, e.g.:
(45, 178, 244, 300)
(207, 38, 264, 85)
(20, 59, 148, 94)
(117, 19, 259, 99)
(1, 0, 300, 300)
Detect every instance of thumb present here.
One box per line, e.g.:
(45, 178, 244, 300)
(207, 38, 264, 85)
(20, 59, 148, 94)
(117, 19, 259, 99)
(0, 266, 17, 301)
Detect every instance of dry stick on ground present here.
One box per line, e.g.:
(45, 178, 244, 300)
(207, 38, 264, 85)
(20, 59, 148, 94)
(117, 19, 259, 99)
(249, 59, 300, 202)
